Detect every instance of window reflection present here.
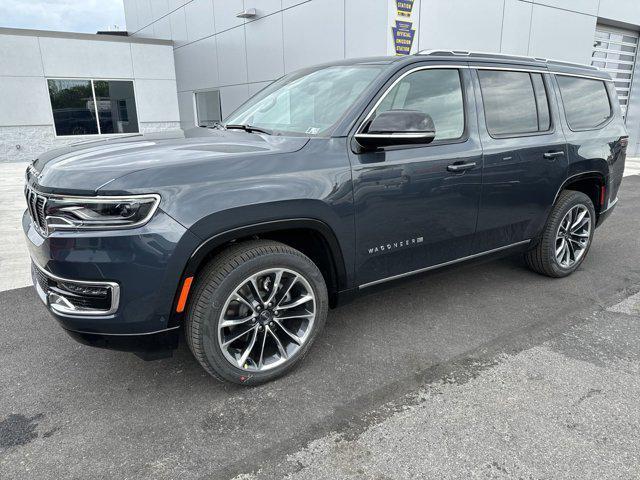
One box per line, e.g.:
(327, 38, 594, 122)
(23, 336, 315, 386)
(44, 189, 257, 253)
(48, 79, 99, 136)
(93, 81, 139, 134)
(374, 69, 465, 141)
(557, 76, 612, 130)
(47, 79, 139, 136)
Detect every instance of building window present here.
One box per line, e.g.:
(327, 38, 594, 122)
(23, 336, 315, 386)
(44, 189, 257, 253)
(478, 70, 551, 137)
(47, 79, 139, 136)
(195, 89, 222, 126)
(592, 25, 638, 119)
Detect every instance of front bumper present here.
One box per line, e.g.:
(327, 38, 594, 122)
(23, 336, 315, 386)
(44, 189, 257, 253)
(23, 208, 201, 344)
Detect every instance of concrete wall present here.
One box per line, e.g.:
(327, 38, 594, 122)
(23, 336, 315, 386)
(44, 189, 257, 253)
(125, 0, 640, 153)
(0, 28, 180, 162)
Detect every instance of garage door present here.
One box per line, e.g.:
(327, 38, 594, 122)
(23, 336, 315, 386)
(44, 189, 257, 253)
(591, 25, 638, 119)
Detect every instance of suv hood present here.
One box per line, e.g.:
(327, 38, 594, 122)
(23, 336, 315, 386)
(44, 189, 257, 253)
(28, 129, 309, 193)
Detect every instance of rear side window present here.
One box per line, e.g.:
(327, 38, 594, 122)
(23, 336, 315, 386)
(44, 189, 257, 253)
(478, 70, 551, 137)
(556, 76, 612, 130)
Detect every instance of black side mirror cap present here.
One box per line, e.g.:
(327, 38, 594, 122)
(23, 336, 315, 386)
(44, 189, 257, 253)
(355, 110, 436, 149)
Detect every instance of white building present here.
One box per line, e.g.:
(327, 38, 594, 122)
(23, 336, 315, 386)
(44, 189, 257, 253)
(124, 0, 640, 156)
(1, 0, 639, 159)
(0, 28, 180, 162)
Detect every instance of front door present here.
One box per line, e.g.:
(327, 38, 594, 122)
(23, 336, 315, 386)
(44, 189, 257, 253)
(350, 65, 483, 287)
(470, 66, 568, 253)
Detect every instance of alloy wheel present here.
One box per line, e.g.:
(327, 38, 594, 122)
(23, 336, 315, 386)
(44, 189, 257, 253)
(555, 204, 591, 268)
(217, 268, 316, 372)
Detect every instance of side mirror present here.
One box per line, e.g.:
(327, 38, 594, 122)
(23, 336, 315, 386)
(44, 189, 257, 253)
(355, 110, 436, 149)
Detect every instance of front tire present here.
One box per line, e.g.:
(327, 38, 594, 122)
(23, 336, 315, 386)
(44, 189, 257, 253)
(525, 190, 596, 278)
(185, 240, 328, 385)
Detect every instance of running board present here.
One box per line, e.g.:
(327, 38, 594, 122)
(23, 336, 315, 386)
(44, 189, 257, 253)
(358, 239, 532, 289)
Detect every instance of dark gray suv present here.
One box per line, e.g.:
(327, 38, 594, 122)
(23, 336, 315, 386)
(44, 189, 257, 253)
(24, 51, 627, 384)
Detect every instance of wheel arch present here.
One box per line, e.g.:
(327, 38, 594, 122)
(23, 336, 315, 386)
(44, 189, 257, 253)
(169, 218, 348, 325)
(554, 171, 607, 215)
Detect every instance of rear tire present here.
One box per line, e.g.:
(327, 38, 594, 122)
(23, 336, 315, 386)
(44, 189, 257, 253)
(525, 190, 596, 278)
(185, 240, 328, 385)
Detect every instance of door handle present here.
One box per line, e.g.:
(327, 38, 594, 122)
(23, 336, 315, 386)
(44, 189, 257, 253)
(447, 162, 477, 173)
(543, 151, 565, 159)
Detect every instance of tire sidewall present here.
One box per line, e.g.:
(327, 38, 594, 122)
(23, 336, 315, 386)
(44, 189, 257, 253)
(195, 251, 328, 385)
(546, 192, 596, 277)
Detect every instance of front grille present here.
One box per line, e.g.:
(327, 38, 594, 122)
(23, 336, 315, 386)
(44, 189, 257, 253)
(25, 186, 48, 235)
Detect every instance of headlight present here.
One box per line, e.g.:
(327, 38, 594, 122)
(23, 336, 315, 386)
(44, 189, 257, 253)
(44, 194, 161, 231)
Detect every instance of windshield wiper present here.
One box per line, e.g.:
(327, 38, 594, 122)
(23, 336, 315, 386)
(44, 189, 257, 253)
(225, 124, 273, 135)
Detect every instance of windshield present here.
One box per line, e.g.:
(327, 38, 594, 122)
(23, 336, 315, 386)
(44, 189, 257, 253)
(225, 65, 384, 135)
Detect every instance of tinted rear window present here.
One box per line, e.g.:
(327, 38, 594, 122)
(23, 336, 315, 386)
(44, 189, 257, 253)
(556, 76, 612, 130)
(478, 70, 551, 136)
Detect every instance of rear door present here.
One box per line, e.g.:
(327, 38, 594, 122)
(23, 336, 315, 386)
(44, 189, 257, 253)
(470, 65, 568, 253)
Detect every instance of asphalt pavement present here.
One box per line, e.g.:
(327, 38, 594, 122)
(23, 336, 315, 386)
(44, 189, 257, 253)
(1, 176, 639, 479)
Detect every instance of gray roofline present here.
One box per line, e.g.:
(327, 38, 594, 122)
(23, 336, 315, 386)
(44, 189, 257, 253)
(0, 27, 173, 46)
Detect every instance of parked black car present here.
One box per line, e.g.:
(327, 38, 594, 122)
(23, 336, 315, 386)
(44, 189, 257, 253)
(24, 51, 627, 384)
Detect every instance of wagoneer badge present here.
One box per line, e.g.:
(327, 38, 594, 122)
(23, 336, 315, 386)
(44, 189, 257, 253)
(368, 236, 423, 255)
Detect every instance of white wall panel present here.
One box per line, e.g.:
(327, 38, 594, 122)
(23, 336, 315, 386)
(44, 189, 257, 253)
(534, 0, 599, 16)
(153, 16, 173, 40)
(598, 0, 640, 27)
(248, 81, 272, 97)
(246, 13, 284, 83)
(174, 37, 219, 91)
(216, 27, 248, 86)
(135, 79, 180, 122)
(167, 0, 189, 11)
(177, 90, 196, 127)
(213, 0, 245, 33)
(418, 0, 503, 52)
(123, 0, 139, 33)
(169, 8, 189, 46)
(501, 0, 532, 55)
(136, 0, 154, 30)
(0, 34, 44, 77)
(136, 25, 155, 39)
(151, 0, 171, 19)
(39, 38, 134, 78)
(244, 0, 283, 17)
(0, 77, 51, 126)
(345, 0, 387, 58)
(282, 0, 345, 73)
(282, 0, 307, 8)
(528, 4, 596, 63)
(132, 43, 176, 79)
(220, 84, 250, 117)
(185, 0, 216, 42)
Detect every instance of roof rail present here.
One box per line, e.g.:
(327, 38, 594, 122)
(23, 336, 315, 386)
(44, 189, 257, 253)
(416, 49, 599, 71)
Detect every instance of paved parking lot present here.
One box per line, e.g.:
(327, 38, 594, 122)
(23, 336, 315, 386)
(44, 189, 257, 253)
(0, 169, 639, 478)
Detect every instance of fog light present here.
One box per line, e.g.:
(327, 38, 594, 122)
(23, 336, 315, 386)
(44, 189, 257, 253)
(60, 282, 109, 297)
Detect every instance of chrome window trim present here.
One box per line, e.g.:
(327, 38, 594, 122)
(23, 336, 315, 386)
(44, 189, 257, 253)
(354, 63, 612, 138)
(355, 64, 468, 136)
(31, 259, 120, 317)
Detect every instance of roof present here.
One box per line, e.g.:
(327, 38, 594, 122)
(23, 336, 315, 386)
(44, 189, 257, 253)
(0, 27, 173, 46)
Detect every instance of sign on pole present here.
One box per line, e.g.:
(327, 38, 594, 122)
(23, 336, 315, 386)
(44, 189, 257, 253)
(387, 0, 421, 56)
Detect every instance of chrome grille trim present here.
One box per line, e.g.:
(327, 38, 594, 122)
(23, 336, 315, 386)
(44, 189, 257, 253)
(24, 185, 48, 236)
